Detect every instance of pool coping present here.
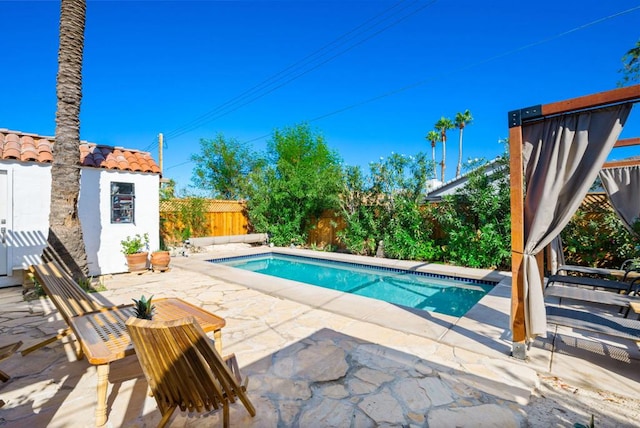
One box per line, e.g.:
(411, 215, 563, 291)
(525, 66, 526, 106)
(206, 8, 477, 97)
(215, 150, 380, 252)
(205, 246, 509, 280)
(207, 251, 498, 286)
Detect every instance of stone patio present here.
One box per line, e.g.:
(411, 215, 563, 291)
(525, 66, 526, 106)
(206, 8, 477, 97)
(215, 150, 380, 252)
(0, 246, 638, 427)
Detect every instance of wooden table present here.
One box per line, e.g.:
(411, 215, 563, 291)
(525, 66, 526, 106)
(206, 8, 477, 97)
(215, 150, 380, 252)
(69, 298, 226, 427)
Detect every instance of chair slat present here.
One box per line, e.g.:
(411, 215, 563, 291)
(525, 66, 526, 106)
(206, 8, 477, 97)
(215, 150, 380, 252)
(31, 261, 103, 323)
(23, 261, 106, 356)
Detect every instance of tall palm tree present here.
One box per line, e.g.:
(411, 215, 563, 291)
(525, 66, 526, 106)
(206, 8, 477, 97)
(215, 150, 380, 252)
(425, 130, 440, 181)
(454, 109, 473, 178)
(49, 0, 88, 281)
(434, 117, 454, 182)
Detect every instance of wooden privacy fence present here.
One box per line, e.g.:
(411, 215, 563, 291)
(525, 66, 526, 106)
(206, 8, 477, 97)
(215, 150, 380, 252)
(160, 199, 249, 245)
(307, 210, 346, 248)
(159, 198, 345, 248)
(578, 192, 613, 220)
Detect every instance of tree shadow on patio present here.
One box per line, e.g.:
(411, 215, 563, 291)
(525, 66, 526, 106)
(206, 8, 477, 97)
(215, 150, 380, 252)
(115, 328, 633, 427)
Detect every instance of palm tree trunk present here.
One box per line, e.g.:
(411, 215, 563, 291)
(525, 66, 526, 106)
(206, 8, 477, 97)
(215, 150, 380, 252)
(431, 142, 437, 180)
(49, 0, 88, 281)
(456, 128, 464, 178)
(441, 137, 446, 182)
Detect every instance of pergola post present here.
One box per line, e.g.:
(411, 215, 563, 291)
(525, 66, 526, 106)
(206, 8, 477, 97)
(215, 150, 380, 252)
(508, 122, 527, 358)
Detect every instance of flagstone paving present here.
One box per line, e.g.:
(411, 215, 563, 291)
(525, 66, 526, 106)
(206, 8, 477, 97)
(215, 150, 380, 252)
(0, 246, 638, 427)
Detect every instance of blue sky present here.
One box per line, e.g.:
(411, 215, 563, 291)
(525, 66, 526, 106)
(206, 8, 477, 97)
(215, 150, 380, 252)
(1, 0, 639, 192)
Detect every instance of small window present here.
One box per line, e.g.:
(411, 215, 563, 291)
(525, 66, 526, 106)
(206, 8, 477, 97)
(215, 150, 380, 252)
(111, 182, 135, 223)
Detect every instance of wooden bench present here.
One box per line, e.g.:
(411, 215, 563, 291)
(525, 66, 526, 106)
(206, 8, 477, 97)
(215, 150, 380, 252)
(21, 261, 112, 357)
(188, 233, 268, 248)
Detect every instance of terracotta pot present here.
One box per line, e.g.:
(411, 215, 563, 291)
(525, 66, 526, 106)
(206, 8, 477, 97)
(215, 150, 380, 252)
(126, 252, 149, 272)
(150, 251, 171, 272)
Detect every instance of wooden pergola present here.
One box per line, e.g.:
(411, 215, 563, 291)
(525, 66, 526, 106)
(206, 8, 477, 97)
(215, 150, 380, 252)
(508, 84, 640, 359)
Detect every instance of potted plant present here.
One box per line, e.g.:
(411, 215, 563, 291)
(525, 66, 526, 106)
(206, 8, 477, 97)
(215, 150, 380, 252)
(150, 248, 171, 272)
(120, 233, 149, 272)
(132, 295, 155, 320)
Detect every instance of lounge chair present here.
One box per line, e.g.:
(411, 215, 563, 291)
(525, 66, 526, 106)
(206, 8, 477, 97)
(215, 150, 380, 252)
(556, 259, 640, 281)
(126, 316, 256, 428)
(546, 274, 638, 293)
(544, 284, 638, 317)
(21, 261, 118, 357)
(546, 305, 640, 342)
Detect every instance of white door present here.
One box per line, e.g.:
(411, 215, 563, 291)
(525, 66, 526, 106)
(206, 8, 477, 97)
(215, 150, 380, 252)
(0, 170, 8, 275)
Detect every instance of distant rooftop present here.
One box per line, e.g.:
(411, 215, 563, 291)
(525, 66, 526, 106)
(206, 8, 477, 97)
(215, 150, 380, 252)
(426, 157, 504, 200)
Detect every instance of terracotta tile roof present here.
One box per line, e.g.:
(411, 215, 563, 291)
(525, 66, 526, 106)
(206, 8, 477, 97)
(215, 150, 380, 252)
(0, 128, 160, 174)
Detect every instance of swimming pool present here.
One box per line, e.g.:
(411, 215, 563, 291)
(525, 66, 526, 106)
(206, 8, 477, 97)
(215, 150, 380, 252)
(209, 253, 494, 317)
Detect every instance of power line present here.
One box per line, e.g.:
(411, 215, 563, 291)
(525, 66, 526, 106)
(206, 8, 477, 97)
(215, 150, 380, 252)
(162, 0, 437, 140)
(165, 4, 640, 172)
(305, 4, 640, 123)
(163, 0, 414, 138)
(141, 136, 159, 153)
(165, 158, 192, 171)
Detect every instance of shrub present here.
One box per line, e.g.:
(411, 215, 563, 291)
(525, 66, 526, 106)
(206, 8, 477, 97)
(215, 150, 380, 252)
(432, 155, 511, 270)
(383, 198, 439, 261)
(562, 209, 638, 268)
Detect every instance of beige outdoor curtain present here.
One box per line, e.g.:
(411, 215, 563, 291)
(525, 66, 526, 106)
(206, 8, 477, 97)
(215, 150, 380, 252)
(519, 104, 631, 339)
(600, 164, 640, 233)
(548, 235, 565, 275)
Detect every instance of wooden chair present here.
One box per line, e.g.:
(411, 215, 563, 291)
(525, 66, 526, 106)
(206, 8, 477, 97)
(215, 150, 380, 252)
(1, 341, 22, 409)
(126, 317, 256, 428)
(0, 341, 22, 382)
(21, 261, 107, 357)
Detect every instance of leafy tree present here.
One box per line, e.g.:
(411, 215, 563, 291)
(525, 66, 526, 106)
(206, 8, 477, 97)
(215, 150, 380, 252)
(618, 39, 640, 87)
(159, 178, 176, 201)
(425, 130, 440, 181)
(246, 123, 342, 246)
(49, 0, 88, 281)
(434, 117, 454, 182)
(381, 152, 437, 260)
(190, 134, 260, 199)
(337, 165, 379, 255)
(338, 152, 437, 259)
(454, 110, 473, 179)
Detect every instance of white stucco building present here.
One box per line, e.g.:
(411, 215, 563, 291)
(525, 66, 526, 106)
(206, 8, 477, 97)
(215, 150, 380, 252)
(0, 129, 161, 287)
(425, 157, 505, 201)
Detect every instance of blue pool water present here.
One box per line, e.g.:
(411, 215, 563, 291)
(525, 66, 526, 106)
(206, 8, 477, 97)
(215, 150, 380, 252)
(210, 254, 493, 317)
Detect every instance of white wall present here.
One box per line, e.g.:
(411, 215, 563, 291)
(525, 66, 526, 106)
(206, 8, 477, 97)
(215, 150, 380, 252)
(0, 162, 159, 286)
(0, 162, 51, 287)
(79, 169, 160, 276)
